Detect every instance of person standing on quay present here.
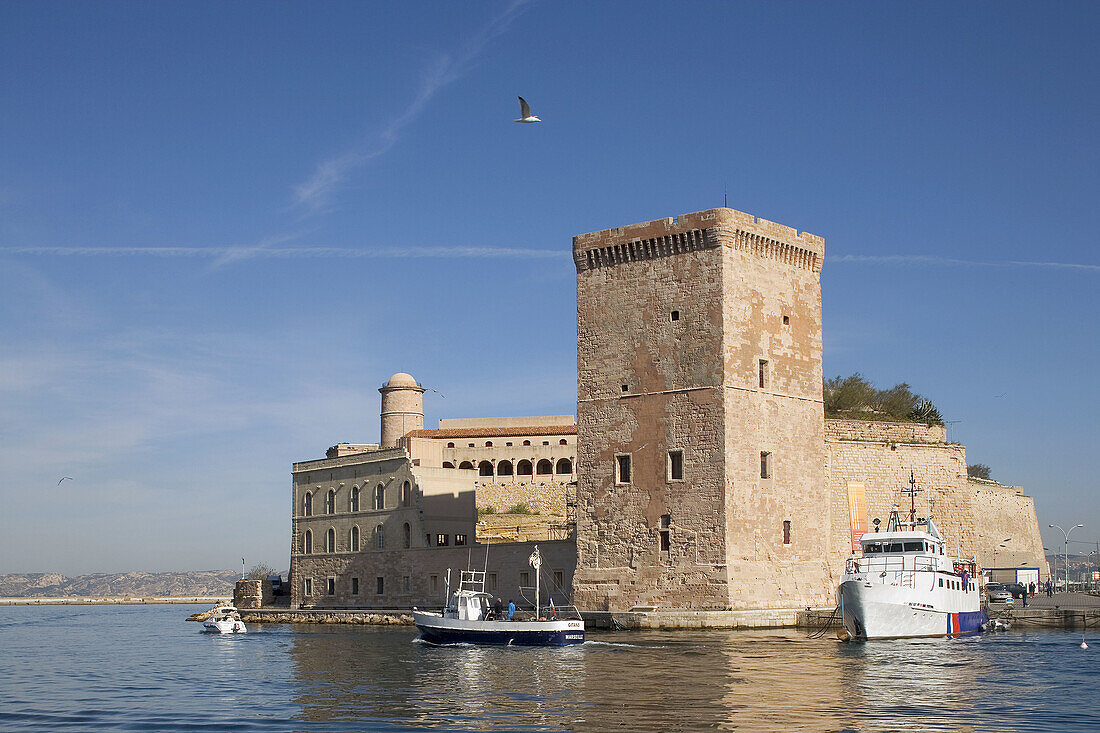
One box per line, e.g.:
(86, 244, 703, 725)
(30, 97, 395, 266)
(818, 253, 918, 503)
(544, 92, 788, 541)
(508, 599, 516, 620)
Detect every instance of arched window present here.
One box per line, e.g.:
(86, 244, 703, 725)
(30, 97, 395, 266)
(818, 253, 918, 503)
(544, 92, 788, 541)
(522, 440, 531, 446)
(325, 489, 335, 514)
(560, 439, 568, 446)
(479, 460, 494, 476)
(536, 459, 553, 475)
(402, 481, 411, 506)
(556, 458, 572, 474)
(443, 461, 455, 469)
(403, 522, 411, 549)
(485, 441, 493, 447)
(350, 486, 360, 512)
(303, 491, 313, 517)
(350, 525, 360, 551)
(497, 460, 513, 476)
(459, 461, 474, 470)
(517, 460, 532, 476)
(303, 529, 312, 554)
(375, 483, 385, 510)
(446, 442, 455, 448)
(376, 524, 385, 549)
(326, 527, 336, 552)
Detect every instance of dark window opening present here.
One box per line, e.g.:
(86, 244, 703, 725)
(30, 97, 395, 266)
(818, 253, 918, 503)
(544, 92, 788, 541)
(782, 315, 790, 325)
(436, 534, 449, 546)
(760, 451, 772, 479)
(455, 534, 467, 546)
(442, 461, 455, 468)
(497, 460, 513, 476)
(304, 578, 312, 596)
(485, 441, 493, 447)
(326, 577, 335, 595)
(669, 450, 683, 480)
(621, 384, 629, 393)
(617, 454, 631, 484)
(376, 577, 384, 595)
(783, 520, 791, 545)
(536, 459, 553, 475)
(479, 460, 494, 476)
(523, 440, 531, 446)
(446, 442, 455, 448)
(351, 577, 359, 595)
(517, 460, 533, 476)
(759, 359, 769, 389)
(670, 310, 680, 321)
(556, 458, 572, 474)
(403, 522, 411, 549)
(559, 439, 568, 446)
(520, 571, 530, 587)
(459, 461, 474, 470)
(659, 514, 671, 553)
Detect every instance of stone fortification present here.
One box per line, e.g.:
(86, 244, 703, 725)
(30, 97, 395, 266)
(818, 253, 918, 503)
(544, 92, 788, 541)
(573, 208, 833, 613)
(291, 539, 576, 610)
(824, 419, 1046, 579)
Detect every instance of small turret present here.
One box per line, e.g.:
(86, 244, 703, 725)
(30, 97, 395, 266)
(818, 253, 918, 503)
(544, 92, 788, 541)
(379, 372, 425, 448)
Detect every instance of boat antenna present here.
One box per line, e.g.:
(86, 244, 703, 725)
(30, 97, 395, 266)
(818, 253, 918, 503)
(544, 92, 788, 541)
(907, 470, 924, 525)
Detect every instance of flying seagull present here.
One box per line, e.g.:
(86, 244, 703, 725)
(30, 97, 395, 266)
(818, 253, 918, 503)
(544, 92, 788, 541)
(514, 96, 541, 123)
(58, 476, 73, 485)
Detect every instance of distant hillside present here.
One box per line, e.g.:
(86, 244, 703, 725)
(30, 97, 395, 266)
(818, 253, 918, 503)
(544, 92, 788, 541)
(0, 570, 242, 598)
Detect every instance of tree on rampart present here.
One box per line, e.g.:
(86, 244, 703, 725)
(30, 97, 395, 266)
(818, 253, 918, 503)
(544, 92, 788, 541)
(967, 463, 992, 480)
(823, 373, 943, 424)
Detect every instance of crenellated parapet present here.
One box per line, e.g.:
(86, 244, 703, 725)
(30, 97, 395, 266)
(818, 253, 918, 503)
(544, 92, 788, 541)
(572, 207, 824, 273)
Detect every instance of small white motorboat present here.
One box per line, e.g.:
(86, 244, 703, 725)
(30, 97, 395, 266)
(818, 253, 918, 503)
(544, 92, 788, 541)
(202, 605, 247, 634)
(413, 546, 584, 646)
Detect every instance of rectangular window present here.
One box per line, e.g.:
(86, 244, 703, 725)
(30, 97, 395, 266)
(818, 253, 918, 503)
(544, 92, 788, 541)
(553, 570, 564, 589)
(455, 534, 467, 546)
(668, 450, 683, 481)
(436, 534, 449, 546)
(659, 514, 671, 553)
(402, 575, 411, 593)
(520, 571, 530, 587)
(939, 578, 943, 587)
(426, 533, 433, 547)
(326, 577, 335, 595)
(430, 574, 439, 594)
(616, 454, 631, 484)
(486, 573, 497, 593)
(351, 577, 359, 595)
(760, 451, 772, 479)
(759, 359, 769, 389)
(783, 520, 791, 545)
(376, 576, 384, 595)
(303, 578, 312, 596)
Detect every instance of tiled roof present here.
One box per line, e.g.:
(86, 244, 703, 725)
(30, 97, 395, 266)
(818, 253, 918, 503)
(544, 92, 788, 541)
(403, 424, 577, 440)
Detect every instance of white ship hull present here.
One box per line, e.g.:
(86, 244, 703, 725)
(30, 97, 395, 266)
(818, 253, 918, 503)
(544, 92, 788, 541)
(839, 579, 984, 640)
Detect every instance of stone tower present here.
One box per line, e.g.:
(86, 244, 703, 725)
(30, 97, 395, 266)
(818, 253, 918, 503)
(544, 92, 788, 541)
(572, 208, 833, 612)
(379, 372, 425, 448)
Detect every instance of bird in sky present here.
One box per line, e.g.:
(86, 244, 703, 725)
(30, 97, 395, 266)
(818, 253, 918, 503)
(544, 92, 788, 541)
(513, 96, 540, 123)
(58, 476, 73, 485)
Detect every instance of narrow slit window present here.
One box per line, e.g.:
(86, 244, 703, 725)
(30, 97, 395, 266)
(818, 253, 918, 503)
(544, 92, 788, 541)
(760, 451, 772, 479)
(351, 577, 359, 595)
(670, 310, 680, 322)
(616, 454, 631, 484)
(782, 315, 790, 325)
(783, 520, 791, 545)
(759, 359, 769, 389)
(659, 514, 671, 553)
(668, 450, 683, 481)
(376, 577, 384, 595)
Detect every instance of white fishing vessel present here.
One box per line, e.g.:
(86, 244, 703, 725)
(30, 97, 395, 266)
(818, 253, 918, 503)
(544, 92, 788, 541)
(838, 474, 987, 640)
(413, 546, 584, 646)
(202, 605, 247, 634)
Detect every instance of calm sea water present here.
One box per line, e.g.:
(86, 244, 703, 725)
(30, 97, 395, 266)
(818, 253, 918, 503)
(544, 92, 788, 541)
(1, 604, 1097, 732)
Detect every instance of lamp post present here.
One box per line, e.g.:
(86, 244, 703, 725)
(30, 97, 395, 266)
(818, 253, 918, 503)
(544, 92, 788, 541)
(1088, 550, 1099, 591)
(1049, 523, 1084, 591)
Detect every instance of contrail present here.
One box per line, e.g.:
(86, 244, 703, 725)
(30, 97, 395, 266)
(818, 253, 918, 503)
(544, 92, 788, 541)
(0, 245, 565, 260)
(829, 254, 1100, 273)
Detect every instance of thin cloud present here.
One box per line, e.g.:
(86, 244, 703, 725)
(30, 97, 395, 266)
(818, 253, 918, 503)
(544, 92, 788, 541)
(829, 254, 1100, 273)
(292, 0, 532, 213)
(0, 245, 564, 260)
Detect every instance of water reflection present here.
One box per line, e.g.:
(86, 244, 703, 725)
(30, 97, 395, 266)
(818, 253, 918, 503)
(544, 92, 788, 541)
(283, 624, 1086, 732)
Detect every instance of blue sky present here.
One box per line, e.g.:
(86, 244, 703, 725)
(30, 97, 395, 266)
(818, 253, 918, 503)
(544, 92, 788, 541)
(1, 1, 1096, 574)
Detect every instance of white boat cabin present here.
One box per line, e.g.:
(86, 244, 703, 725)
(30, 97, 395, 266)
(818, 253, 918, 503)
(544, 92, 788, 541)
(846, 516, 978, 595)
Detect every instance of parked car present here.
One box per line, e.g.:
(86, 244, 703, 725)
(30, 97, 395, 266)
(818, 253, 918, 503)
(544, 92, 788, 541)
(985, 583, 1014, 605)
(1003, 582, 1027, 599)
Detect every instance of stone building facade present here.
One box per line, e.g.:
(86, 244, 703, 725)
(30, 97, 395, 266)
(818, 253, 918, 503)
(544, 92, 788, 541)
(572, 208, 834, 612)
(284, 206, 1048, 619)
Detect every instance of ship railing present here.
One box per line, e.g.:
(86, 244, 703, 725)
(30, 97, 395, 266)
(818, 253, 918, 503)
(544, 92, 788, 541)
(850, 555, 939, 574)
